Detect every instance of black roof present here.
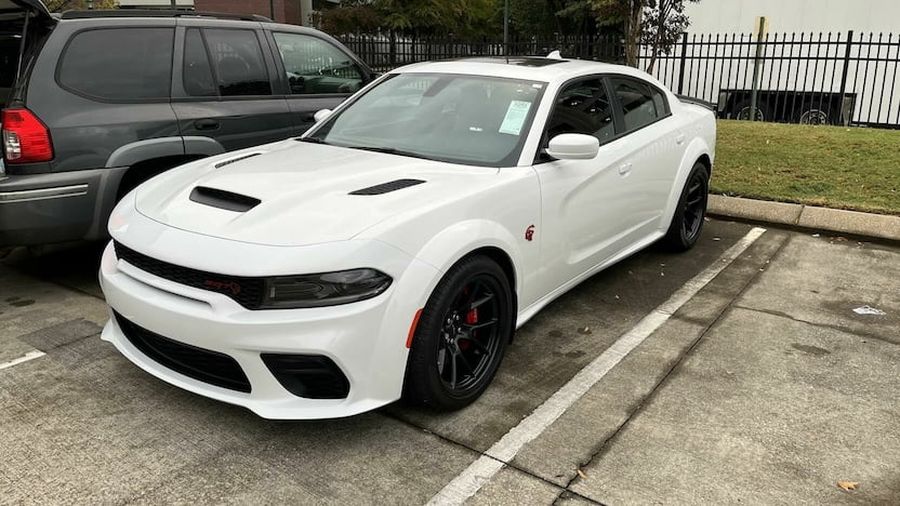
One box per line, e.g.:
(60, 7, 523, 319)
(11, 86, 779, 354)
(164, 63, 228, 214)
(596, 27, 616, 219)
(455, 57, 569, 67)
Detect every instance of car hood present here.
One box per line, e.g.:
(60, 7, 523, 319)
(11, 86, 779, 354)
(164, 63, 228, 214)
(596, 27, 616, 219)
(135, 141, 499, 247)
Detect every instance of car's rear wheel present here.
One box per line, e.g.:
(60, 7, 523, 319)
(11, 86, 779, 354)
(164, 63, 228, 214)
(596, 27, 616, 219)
(662, 162, 709, 251)
(403, 255, 514, 411)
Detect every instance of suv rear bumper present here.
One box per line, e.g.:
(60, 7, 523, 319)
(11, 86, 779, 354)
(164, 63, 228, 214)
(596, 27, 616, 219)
(0, 167, 126, 246)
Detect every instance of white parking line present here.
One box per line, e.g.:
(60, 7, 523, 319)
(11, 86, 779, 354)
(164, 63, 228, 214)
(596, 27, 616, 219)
(0, 351, 47, 371)
(428, 227, 767, 505)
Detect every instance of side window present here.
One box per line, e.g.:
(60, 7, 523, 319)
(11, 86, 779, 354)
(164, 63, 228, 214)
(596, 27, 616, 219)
(202, 29, 272, 97)
(183, 29, 217, 97)
(545, 78, 616, 145)
(58, 28, 173, 100)
(272, 32, 364, 95)
(609, 77, 662, 132)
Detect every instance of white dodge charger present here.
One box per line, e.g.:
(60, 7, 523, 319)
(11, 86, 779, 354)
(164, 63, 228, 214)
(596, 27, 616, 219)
(100, 57, 716, 419)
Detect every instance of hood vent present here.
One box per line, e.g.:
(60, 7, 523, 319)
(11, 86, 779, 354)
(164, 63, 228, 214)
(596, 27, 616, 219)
(190, 186, 261, 212)
(215, 152, 261, 169)
(349, 179, 426, 196)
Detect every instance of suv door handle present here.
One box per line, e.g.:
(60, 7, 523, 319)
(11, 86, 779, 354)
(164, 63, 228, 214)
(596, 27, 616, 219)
(618, 163, 633, 176)
(194, 119, 220, 131)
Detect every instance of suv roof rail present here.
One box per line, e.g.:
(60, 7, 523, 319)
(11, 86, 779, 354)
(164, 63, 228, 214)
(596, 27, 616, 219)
(59, 9, 273, 23)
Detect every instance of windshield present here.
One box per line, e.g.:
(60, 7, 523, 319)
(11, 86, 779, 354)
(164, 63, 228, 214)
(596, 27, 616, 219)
(306, 73, 546, 167)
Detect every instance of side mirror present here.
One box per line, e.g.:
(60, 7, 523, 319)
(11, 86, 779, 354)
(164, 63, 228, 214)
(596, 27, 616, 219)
(313, 109, 332, 123)
(545, 133, 600, 160)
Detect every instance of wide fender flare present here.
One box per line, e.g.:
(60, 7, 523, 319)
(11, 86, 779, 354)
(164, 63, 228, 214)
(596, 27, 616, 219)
(405, 219, 524, 310)
(105, 136, 225, 168)
(660, 137, 712, 229)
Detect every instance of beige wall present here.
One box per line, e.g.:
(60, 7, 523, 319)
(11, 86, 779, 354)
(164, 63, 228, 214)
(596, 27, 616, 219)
(684, 0, 900, 34)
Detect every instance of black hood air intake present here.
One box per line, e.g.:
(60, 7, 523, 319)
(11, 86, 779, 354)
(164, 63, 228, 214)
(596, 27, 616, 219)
(349, 179, 425, 196)
(189, 186, 261, 212)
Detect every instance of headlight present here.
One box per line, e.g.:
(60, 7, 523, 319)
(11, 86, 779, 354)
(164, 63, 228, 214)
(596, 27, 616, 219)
(260, 268, 392, 309)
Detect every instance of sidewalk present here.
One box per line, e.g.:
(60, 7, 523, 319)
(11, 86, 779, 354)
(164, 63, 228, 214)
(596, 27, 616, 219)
(708, 194, 900, 242)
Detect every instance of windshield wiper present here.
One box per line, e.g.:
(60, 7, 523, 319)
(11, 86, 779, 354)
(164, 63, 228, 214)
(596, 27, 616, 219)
(346, 145, 430, 160)
(298, 137, 329, 145)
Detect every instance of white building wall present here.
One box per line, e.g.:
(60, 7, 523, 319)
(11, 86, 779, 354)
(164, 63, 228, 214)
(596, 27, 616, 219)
(684, 0, 900, 34)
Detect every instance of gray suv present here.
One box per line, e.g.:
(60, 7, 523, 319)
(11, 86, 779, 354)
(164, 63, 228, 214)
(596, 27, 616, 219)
(0, 1, 373, 246)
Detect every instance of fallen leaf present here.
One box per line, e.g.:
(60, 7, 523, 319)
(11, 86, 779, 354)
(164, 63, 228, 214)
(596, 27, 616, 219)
(578, 326, 592, 335)
(837, 481, 859, 491)
(577, 469, 587, 479)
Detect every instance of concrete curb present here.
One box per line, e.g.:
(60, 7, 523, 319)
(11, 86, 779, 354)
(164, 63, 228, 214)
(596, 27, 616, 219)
(707, 195, 900, 242)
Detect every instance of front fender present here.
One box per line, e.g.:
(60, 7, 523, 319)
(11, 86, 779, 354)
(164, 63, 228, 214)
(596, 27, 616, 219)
(406, 219, 524, 310)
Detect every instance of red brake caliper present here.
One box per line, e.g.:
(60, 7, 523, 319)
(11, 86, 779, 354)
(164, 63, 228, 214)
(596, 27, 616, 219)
(465, 307, 478, 325)
(459, 307, 478, 352)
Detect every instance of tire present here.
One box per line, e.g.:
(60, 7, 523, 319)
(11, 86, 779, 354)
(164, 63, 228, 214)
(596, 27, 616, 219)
(662, 162, 710, 252)
(799, 109, 829, 125)
(403, 255, 514, 411)
(733, 99, 769, 122)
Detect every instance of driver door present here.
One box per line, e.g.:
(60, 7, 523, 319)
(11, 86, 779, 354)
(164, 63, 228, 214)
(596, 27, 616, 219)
(533, 77, 635, 290)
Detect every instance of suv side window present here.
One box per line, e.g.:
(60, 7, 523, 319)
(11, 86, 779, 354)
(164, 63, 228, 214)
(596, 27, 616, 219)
(272, 32, 364, 95)
(545, 78, 616, 145)
(609, 77, 668, 132)
(58, 28, 174, 101)
(202, 28, 272, 97)
(183, 28, 217, 97)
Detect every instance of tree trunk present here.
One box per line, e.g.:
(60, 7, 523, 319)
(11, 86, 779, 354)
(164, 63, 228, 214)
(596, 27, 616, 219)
(624, 0, 643, 67)
(647, 0, 670, 73)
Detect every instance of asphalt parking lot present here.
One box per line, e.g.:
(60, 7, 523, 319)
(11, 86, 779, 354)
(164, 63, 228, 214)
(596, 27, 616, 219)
(1, 218, 898, 505)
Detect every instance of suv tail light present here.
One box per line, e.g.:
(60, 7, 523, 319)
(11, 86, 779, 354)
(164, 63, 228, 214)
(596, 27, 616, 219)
(2, 108, 54, 164)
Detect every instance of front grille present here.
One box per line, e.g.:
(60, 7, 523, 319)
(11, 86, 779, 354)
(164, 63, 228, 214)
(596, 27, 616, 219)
(114, 311, 252, 393)
(114, 241, 265, 309)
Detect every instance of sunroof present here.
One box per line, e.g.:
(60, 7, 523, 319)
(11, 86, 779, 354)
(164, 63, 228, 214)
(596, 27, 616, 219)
(508, 58, 568, 67)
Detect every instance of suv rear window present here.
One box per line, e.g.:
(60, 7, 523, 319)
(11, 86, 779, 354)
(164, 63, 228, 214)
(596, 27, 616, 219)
(202, 28, 272, 97)
(58, 28, 174, 101)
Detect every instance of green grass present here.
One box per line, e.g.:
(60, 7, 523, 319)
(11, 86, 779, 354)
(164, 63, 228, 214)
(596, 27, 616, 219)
(712, 120, 900, 215)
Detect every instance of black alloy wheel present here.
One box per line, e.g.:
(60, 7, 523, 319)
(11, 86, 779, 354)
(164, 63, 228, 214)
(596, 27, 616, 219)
(403, 255, 513, 410)
(662, 162, 710, 251)
(436, 275, 503, 395)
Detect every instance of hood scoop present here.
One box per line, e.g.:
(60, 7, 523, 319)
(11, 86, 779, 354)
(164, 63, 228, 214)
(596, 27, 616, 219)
(349, 179, 426, 196)
(189, 186, 261, 213)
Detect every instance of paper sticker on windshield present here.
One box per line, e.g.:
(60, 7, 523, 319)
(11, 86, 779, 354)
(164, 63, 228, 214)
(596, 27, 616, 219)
(499, 100, 532, 136)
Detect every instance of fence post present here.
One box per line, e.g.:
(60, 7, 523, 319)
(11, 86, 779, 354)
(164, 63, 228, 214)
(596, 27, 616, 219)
(749, 17, 767, 121)
(677, 32, 688, 94)
(837, 30, 854, 126)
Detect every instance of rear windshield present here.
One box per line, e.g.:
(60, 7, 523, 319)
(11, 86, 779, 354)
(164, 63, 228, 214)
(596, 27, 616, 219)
(1, 34, 20, 105)
(57, 27, 174, 101)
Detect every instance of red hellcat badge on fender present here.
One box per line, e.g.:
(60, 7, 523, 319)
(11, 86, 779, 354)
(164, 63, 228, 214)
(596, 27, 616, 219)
(525, 225, 535, 241)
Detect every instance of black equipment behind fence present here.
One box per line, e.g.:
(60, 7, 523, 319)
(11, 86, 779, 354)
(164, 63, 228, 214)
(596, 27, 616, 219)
(339, 32, 900, 129)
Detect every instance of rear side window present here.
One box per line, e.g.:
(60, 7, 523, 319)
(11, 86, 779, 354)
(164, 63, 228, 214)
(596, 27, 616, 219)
(272, 32, 364, 95)
(183, 28, 217, 97)
(609, 77, 668, 132)
(202, 28, 271, 96)
(58, 28, 174, 100)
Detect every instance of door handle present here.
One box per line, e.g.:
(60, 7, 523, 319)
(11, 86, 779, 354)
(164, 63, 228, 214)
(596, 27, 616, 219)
(675, 134, 686, 145)
(618, 163, 633, 176)
(194, 119, 220, 131)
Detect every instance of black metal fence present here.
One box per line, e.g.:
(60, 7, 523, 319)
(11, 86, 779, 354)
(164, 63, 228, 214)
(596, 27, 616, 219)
(338, 32, 900, 128)
(338, 34, 623, 72)
(641, 31, 900, 128)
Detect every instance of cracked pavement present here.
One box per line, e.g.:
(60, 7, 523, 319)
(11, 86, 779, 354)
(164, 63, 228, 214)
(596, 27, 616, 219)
(1, 220, 898, 505)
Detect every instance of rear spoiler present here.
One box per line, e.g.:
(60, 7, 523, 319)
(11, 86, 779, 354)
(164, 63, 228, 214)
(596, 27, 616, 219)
(676, 94, 715, 111)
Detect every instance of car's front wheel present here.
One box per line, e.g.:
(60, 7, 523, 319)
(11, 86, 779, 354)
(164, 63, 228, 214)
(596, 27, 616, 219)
(403, 255, 514, 411)
(662, 161, 710, 251)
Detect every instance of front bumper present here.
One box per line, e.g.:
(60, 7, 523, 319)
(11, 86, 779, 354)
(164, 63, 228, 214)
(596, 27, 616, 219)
(98, 215, 439, 419)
